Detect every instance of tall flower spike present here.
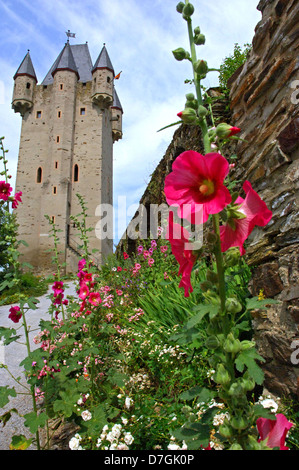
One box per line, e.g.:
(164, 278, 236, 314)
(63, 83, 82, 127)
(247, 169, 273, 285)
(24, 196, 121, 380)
(164, 151, 231, 224)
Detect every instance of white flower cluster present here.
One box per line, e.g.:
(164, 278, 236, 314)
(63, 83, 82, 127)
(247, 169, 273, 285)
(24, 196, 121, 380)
(96, 421, 134, 450)
(167, 436, 188, 450)
(127, 372, 151, 391)
(69, 433, 83, 450)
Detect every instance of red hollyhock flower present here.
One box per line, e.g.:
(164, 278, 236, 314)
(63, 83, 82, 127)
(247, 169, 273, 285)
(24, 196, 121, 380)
(88, 292, 102, 306)
(220, 181, 272, 255)
(8, 306, 22, 323)
(79, 282, 89, 301)
(0, 181, 13, 201)
(256, 413, 293, 450)
(123, 252, 129, 260)
(12, 191, 22, 209)
(164, 151, 231, 224)
(166, 212, 196, 297)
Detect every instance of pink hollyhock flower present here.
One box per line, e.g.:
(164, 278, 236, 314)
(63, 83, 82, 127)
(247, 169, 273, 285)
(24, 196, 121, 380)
(148, 258, 154, 267)
(8, 306, 22, 323)
(83, 273, 93, 282)
(78, 259, 86, 272)
(137, 245, 143, 254)
(220, 181, 272, 256)
(166, 212, 196, 297)
(151, 240, 157, 249)
(79, 282, 89, 301)
(12, 191, 22, 209)
(164, 151, 231, 224)
(256, 414, 293, 450)
(160, 245, 168, 253)
(52, 281, 64, 297)
(0, 181, 12, 201)
(88, 292, 102, 306)
(143, 250, 150, 259)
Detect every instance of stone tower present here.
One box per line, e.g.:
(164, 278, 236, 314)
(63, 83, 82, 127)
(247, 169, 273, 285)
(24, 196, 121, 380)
(12, 41, 123, 274)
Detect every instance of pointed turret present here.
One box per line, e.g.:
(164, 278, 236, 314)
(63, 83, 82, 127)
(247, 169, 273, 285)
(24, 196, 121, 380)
(111, 88, 123, 142)
(52, 42, 79, 80)
(91, 45, 114, 108)
(12, 51, 37, 116)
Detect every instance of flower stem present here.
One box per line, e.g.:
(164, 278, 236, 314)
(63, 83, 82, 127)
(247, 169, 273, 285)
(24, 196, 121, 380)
(22, 310, 41, 450)
(186, 17, 211, 154)
(212, 214, 226, 314)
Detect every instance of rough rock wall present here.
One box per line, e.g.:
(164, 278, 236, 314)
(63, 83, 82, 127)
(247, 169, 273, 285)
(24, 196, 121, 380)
(228, 0, 299, 397)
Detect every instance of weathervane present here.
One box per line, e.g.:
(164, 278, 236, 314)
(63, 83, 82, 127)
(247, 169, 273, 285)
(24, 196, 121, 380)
(66, 30, 76, 40)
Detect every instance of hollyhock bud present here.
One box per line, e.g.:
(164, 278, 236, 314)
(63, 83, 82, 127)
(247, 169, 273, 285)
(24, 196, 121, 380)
(194, 26, 201, 35)
(219, 419, 234, 439)
(231, 415, 249, 431)
(194, 34, 206, 45)
(198, 105, 208, 118)
(176, 2, 185, 13)
(213, 364, 231, 385)
(216, 123, 241, 139)
(205, 335, 220, 350)
(172, 47, 189, 61)
(177, 107, 197, 124)
(224, 333, 242, 354)
(194, 60, 208, 76)
(183, 3, 195, 17)
(225, 297, 242, 314)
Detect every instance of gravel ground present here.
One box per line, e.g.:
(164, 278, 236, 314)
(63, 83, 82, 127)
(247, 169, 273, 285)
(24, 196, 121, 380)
(0, 282, 76, 451)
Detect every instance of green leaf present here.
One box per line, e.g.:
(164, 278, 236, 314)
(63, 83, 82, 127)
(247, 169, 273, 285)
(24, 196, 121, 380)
(186, 304, 218, 328)
(53, 390, 81, 418)
(246, 297, 279, 311)
(235, 348, 265, 385)
(0, 386, 17, 408)
(157, 121, 181, 132)
(253, 404, 276, 420)
(0, 408, 18, 427)
(179, 386, 215, 403)
(172, 422, 210, 448)
(0, 327, 20, 345)
(10, 434, 33, 450)
(23, 411, 48, 433)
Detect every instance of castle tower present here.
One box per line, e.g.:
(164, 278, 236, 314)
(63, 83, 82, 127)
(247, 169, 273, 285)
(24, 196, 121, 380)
(12, 42, 123, 274)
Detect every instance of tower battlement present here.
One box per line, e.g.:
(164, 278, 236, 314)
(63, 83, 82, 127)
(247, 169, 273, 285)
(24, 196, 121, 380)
(12, 42, 123, 274)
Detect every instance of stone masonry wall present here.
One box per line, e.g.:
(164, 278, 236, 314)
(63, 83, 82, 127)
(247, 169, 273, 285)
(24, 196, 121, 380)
(227, 0, 299, 397)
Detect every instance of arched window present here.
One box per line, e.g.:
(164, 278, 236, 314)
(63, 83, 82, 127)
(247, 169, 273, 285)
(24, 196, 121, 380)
(74, 164, 79, 182)
(26, 82, 31, 89)
(36, 167, 42, 183)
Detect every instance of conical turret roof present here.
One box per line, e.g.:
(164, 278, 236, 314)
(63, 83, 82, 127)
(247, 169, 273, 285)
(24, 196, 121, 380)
(112, 88, 123, 113)
(14, 51, 37, 82)
(51, 41, 79, 79)
(92, 45, 114, 74)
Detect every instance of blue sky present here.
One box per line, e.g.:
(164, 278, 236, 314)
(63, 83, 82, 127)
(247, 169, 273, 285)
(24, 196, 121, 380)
(0, 0, 261, 244)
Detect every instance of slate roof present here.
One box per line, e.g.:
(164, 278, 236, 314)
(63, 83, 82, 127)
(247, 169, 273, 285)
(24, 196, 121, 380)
(92, 45, 114, 74)
(112, 88, 123, 113)
(14, 51, 37, 82)
(42, 42, 93, 85)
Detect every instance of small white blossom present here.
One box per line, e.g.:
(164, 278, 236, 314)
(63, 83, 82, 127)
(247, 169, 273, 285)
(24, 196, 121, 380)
(81, 410, 92, 421)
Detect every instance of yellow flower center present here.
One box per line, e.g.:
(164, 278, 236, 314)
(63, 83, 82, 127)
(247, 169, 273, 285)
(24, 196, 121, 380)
(199, 179, 215, 196)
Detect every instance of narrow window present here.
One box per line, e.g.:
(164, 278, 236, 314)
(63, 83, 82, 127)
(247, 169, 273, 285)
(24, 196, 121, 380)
(80, 107, 86, 116)
(36, 167, 42, 183)
(36, 111, 42, 119)
(53, 186, 57, 195)
(74, 164, 79, 182)
(56, 136, 60, 143)
(54, 161, 58, 169)
(59, 83, 64, 90)
(26, 82, 31, 89)
(107, 76, 111, 83)
(58, 111, 61, 118)
(43, 85, 47, 90)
